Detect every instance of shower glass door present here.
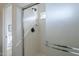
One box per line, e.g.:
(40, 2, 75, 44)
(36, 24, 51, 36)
(46, 3, 79, 56)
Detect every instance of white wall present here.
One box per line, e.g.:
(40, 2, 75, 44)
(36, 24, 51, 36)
(45, 3, 79, 56)
(12, 4, 23, 56)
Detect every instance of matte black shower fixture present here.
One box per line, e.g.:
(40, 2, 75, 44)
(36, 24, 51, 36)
(32, 8, 37, 11)
(31, 27, 35, 32)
